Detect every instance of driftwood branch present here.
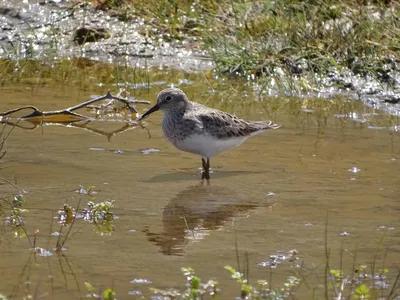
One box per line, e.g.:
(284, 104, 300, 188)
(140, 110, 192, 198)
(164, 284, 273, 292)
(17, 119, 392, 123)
(0, 90, 152, 140)
(0, 90, 150, 123)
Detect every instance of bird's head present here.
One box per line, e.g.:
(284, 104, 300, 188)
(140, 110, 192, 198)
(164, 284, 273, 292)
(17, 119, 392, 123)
(139, 88, 188, 120)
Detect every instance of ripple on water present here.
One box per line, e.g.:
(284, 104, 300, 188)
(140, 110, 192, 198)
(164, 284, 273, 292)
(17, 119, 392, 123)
(128, 290, 142, 295)
(130, 278, 152, 284)
(389, 125, 400, 132)
(258, 249, 299, 269)
(339, 231, 351, 236)
(141, 148, 160, 155)
(368, 126, 387, 130)
(334, 112, 368, 123)
(30, 247, 53, 257)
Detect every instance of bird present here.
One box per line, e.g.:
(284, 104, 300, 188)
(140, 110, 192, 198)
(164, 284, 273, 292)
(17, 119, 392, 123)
(139, 88, 280, 180)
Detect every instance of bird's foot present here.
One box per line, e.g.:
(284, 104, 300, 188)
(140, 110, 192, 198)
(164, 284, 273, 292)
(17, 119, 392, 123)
(201, 158, 211, 182)
(201, 170, 210, 180)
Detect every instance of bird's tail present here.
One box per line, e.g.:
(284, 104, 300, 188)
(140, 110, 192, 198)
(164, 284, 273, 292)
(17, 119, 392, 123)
(253, 120, 281, 130)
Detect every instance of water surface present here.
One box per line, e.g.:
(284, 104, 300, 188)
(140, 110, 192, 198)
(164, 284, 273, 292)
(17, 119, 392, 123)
(0, 79, 399, 299)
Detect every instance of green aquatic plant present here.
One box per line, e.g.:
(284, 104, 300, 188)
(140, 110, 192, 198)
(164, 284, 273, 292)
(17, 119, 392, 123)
(82, 200, 116, 235)
(1, 183, 117, 252)
(151, 267, 219, 299)
(84, 282, 96, 297)
(225, 265, 299, 299)
(57, 204, 76, 226)
(326, 264, 400, 300)
(354, 284, 370, 299)
(322, 212, 400, 300)
(83, 200, 115, 223)
(55, 187, 117, 249)
(225, 265, 253, 298)
(55, 203, 78, 251)
(85, 282, 117, 300)
(5, 194, 31, 242)
(103, 288, 117, 300)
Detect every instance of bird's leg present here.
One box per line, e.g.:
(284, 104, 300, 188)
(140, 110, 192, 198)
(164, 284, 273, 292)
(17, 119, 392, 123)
(201, 158, 207, 170)
(201, 158, 210, 180)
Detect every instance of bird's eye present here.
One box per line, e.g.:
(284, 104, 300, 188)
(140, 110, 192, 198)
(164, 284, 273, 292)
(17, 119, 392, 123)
(165, 96, 172, 101)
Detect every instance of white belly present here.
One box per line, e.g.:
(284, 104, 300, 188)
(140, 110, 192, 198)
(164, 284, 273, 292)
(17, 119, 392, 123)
(172, 133, 247, 158)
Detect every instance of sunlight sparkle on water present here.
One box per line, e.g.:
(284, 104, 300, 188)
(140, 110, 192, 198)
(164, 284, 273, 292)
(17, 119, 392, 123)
(348, 167, 360, 173)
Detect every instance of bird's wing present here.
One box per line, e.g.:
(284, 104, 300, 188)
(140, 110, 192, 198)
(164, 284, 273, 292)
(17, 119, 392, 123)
(196, 110, 276, 139)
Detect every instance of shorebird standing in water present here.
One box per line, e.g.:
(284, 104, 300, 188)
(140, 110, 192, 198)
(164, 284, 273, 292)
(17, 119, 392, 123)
(139, 88, 280, 180)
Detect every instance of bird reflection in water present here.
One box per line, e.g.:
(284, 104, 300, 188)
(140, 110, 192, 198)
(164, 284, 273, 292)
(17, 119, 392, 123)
(143, 184, 258, 256)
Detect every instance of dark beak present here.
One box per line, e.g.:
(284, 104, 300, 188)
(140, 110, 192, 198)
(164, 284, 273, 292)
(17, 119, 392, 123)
(139, 103, 160, 121)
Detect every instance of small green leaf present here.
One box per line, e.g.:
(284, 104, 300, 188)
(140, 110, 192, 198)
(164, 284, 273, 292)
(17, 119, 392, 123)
(0, 293, 8, 300)
(181, 267, 195, 276)
(224, 266, 235, 274)
(354, 284, 370, 299)
(191, 276, 200, 289)
(84, 282, 95, 294)
(103, 288, 116, 300)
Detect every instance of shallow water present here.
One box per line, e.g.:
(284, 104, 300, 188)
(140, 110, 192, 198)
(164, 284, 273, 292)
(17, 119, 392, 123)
(0, 78, 399, 299)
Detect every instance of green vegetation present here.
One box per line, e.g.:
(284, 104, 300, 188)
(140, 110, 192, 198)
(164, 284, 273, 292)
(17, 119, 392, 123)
(151, 267, 219, 299)
(87, 0, 399, 91)
(1, 187, 116, 252)
(1, 0, 398, 93)
(225, 265, 299, 299)
(55, 188, 117, 248)
(203, 1, 398, 79)
(85, 282, 117, 300)
(84, 262, 399, 299)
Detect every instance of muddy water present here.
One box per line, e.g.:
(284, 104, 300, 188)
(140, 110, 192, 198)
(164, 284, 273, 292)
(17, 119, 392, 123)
(0, 79, 399, 299)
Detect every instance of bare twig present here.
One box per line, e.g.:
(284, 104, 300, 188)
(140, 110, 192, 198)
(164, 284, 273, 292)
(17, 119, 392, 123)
(0, 177, 27, 193)
(0, 116, 20, 160)
(0, 91, 150, 122)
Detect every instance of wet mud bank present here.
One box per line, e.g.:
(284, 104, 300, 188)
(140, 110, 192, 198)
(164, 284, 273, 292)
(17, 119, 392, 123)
(0, 0, 399, 117)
